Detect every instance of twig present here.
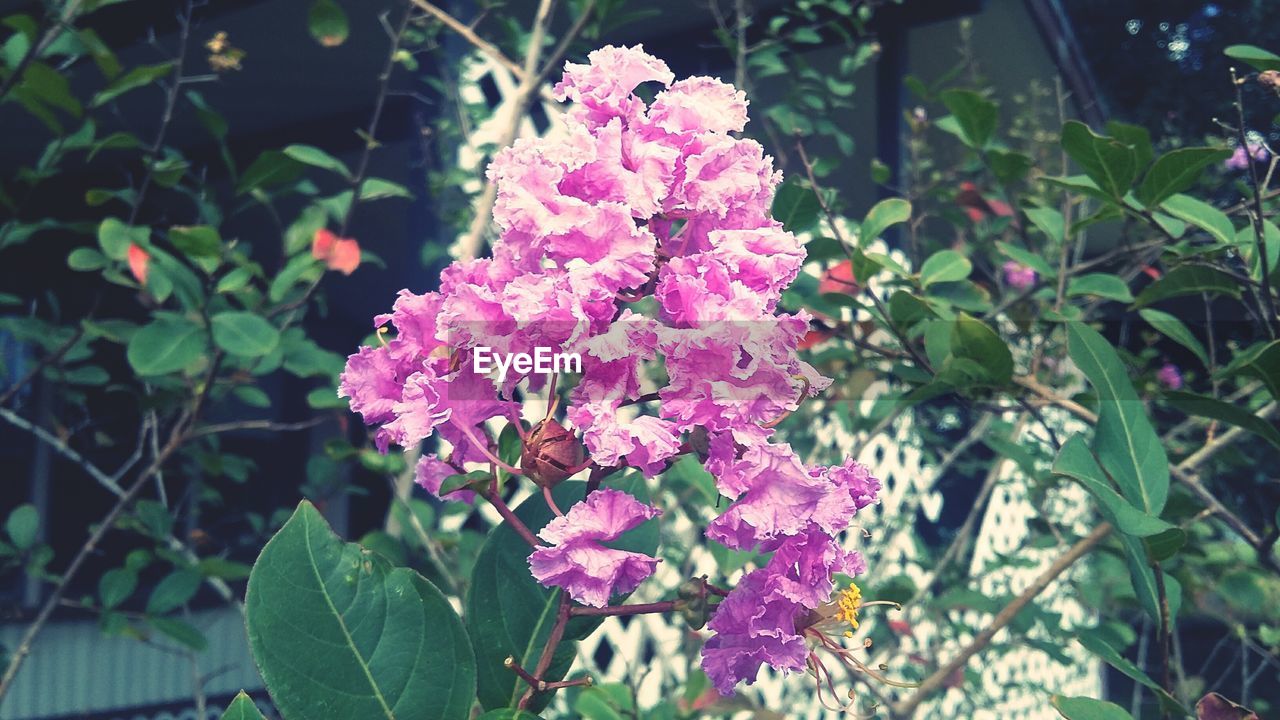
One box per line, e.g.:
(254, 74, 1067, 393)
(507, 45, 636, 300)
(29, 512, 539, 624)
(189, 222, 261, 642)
(569, 600, 679, 617)
(411, 0, 529, 81)
(186, 417, 323, 439)
(454, 0, 588, 261)
(0, 327, 84, 407)
(1231, 67, 1278, 336)
(127, 0, 196, 226)
(0, 429, 187, 700)
(483, 486, 542, 548)
(340, 2, 414, 237)
(890, 522, 1113, 717)
(518, 591, 572, 709)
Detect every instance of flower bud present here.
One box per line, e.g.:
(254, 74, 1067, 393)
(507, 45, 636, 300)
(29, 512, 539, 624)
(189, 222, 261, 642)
(521, 418, 585, 488)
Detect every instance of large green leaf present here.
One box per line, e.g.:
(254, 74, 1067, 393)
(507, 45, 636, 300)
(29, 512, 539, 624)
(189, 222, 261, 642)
(919, 249, 971, 287)
(246, 500, 475, 720)
(1165, 391, 1280, 451)
(1119, 533, 1182, 626)
(211, 312, 280, 357)
(771, 179, 821, 233)
(1066, 273, 1133, 303)
(1220, 340, 1280, 403)
(1134, 265, 1240, 307)
(220, 691, 268, 720)
(284, 144, 352, 179)
(948, 313, 1012, 385)
(1138, 309, 1209, 368)
(1136, 148, 1232, 208)
(468, 479, 658, 711)
(939, 89, 997, 150)
(1077, 630, 1185, 713)
(1224, 44, 1280, 72)
(1052, 437, 1172, 537)
(1067, 322, 1169, 515)
(1159, 194, 1236, 247)
(1061, 121, 1138, 198)
(860, 197, 911, 245)
(126, 316, 205, 376)
(1051, 695, 1134, 720)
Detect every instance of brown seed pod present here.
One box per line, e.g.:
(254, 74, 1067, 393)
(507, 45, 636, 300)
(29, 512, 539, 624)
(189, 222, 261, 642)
(520, 418, 585, 488)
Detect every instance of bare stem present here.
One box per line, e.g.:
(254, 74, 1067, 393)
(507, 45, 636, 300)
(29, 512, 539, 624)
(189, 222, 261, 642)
(890, 523, 1114, 717)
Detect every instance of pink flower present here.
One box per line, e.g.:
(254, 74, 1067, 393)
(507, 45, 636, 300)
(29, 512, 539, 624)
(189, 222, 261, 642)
(1003, 260, 1037, 290)
(700, 569, 808, 695)
(1157, 362, 1183, 390)
(528, 489, 662, 607)
(552, 44, 673, 126)
(127, 244, 150, 285)
(312, 228, 361, 275)
(1225, 143, 1268, 170)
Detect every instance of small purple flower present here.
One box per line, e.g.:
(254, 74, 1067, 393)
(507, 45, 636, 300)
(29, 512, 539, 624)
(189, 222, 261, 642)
(528, 489, 661, 607)
(700, 569, 808, 695)
(1003, 260, 1038, 290)
(1157, 362, 1183, 390)
(1225, 143, 1268, 170)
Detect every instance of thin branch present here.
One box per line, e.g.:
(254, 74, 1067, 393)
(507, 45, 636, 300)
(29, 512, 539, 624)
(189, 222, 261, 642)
(186, 417, 323, 439)
(569, 600, 679, 617)
(890, 522, 1114, 717)
(411, 0, 528, 80)
(127, 0, 195, 226)
(0, 327, 84, 407)
(518, 590, 572, 709)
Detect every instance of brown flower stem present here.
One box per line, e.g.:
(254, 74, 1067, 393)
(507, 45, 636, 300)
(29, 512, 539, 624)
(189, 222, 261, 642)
(569, 600, 680, 618)
(1153, 561, 1175, 705)
(517, 591, 573, 709)
(504, 656, 541, 687)
(482, 486, 542, 548)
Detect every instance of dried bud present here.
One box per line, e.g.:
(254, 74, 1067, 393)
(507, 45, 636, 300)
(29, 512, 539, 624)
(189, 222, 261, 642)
(521, 418, 585, 488)
(1259, 70, 1280, 92)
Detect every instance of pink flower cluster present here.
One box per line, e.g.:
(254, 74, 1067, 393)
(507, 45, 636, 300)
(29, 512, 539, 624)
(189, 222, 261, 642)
(338, 45, 879, 694)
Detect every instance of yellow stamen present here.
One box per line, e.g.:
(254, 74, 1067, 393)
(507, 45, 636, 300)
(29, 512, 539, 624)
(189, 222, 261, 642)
(833, 583, 862, 631)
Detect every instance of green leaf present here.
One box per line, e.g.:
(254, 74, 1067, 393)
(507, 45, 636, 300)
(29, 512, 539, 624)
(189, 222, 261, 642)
(1136, 148, 1233, 208)
(1159, 194, 1235, 247)
(1066, 273, 1133, 303)
(860, 197, 911, 244)
(5, 504, 39, 550)
(1077, 630, 1185, 712)
(98, 217, 148, 260)
(468, 479, 657, 711)
(996, 240, 1056, 278)
(477, 712, 543, 720)
(211, 312, 280, 357)
(308, 0, 350, 47)
(1225, 44, 1280, 72)
(91, 62, 173, 107)
(1134, 265, 1241, 307)
(68, 247, 109, 271)
(1105, 121, 1154, 170)
(360, 177, 414, 201)
(126, 317, 205, 376)
(1220, 340, 1280, 403)
(1052, 437, 1173, 537)
(168, 225, 222, 257)
(1024, 206, 1066, 244)
(1143, 528, 1186, 563)
(1061, 121, 1138, 198)
(919, 249, 971, 287)
(216, 267, 255, 294)
(284, 144, 352, 179)
(948, 313, 1012, 385)
(1119, 534, 1181, 626)
(150, 617, 208, 651)
(939, 89, 997, 150)
(146, 569, 202, 615)
(1165, 391, 1280, 450)
(236, 150, 304, 195)
(219, 691, 267, 720)
(771, 179, 822, 233)
(246, 500, 475, 720)
(1051, 695, 1134, 720)
(1138, 309, 1209, 368)
(1067, 322, 1169, 515)
(99, 568, 137, 609)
